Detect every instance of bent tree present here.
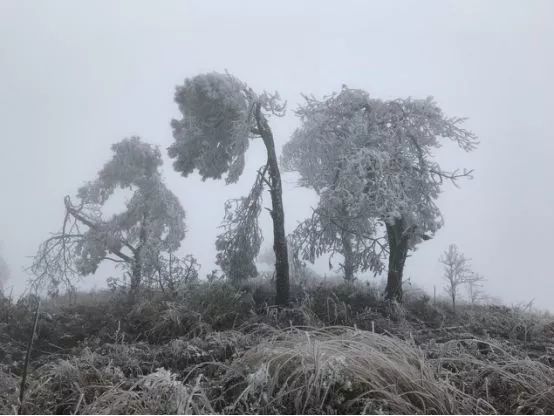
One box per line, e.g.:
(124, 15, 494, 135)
(168, 72, 290, 305)
(31, 138, 187, 302)
(283, 87, 478, 302)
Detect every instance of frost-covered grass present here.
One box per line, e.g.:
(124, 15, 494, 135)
(1, 282, 553, 414)
(224, 326, 483, 414)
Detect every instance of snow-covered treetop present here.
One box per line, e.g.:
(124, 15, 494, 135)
(169, 72, 285, 184)
(78, 138, 163, 204)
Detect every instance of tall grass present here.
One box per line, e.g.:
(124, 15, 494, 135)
(1, 282, 553, 414)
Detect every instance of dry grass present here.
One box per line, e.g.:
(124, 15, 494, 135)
(432, 340, 554, 414)
(82, 368, 214, 415)
(223, 326, 487, 414)
(1, 284, 553, 414)
(0, 365, 19, 414)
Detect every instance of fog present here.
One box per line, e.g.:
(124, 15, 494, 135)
(1, 0, 553, 310)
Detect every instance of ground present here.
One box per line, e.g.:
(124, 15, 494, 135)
(1, 278, 553, 414)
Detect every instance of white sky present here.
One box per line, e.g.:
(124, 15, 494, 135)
(1, 0, 553, 309)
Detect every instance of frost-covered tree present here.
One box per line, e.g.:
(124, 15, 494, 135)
(168, 72, 290, 305)
(283, 89, 388, 282)
(283, 87, 478, 301)
(440, 244, 472, 313)
(31, 137, 187, 302)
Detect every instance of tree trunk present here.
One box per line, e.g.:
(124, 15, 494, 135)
(255, 105, 290, 306)
(129, 212, 148, 304)
(341, 231, 355, 282)
(384, 218, 409, 302)
(129, 260, 141, 304)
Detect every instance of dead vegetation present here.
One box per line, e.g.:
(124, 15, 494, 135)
(1, 279, 553, 415)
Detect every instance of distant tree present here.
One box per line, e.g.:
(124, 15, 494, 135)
(465, 272, 486, 306)
(440, 244, 472, 313)
(258, 236, 310, 282)
(168, 72, 290, 305)
(31, 137, 188, 302)
(0, 248, 10, 289)
(283, 87, 478, 301)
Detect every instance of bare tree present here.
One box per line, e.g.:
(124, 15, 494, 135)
(440, 244, 472, 313)
(149, 253, 199, 297)
(168, 72, 290, 305)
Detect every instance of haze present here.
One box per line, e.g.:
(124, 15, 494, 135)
(1, 0, 553, 310)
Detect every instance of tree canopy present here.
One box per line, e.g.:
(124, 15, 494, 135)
(168, 72, 285, 184)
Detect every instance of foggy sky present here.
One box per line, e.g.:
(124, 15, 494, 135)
(1, 0, 553, 310)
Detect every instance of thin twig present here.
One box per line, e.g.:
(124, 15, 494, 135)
(18, 298, 41, 415)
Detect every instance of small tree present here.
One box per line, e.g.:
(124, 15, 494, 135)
(168, 72, 290, 305)
(283, 87, 478, 302)
(440, 244, 472, 313)
(31, 137, 188, 302)
(465, 272, 486, 306)
(149, 253, 199, 297)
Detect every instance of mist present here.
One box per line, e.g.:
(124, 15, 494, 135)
(1, 0, 553, 310)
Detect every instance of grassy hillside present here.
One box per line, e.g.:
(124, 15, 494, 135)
(1, 278, 553, 414)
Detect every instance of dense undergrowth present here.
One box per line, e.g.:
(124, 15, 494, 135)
(1, 277, 553, 414)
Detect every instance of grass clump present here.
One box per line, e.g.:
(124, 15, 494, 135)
(82, 368, 214, 415)
(223, 326, 485, 414)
